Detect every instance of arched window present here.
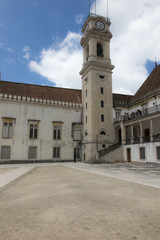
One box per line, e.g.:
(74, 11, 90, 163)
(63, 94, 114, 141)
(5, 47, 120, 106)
(100, 131, 106, 135)
(86, 45, 89, 61)
(97, 43, 103, 57)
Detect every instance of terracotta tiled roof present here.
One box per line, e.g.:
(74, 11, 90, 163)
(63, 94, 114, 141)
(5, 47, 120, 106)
(0, 81, 82, 104)
(131, 65, 160, 104)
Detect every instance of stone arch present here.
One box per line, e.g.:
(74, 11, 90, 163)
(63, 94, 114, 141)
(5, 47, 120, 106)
(97, 42, 103, 58)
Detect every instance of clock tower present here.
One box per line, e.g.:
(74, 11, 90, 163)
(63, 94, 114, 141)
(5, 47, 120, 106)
(80, 14, 115, 162)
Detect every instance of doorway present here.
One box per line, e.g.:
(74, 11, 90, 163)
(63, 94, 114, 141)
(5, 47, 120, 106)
(74, 148, 81, 161)
(127, 148, 131, 162)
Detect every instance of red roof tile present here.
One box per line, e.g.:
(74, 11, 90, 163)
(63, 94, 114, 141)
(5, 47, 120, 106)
(131, 65, 160, 103)
(0, 81, 82, 104)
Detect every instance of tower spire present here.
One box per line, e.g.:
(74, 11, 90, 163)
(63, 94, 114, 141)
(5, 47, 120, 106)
(107, 0, 109, 18)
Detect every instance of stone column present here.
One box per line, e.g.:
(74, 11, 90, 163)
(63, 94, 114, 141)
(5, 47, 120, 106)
(121, 122, 126, 145)
(140, 121, 143, 143)
(150, 119, 153, 142)
(131, 124, 134, 144)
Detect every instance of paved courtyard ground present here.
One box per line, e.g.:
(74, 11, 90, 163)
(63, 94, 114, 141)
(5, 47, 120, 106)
(0, 163, 160, 240)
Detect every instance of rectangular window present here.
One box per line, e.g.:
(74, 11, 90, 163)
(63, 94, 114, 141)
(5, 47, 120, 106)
(86, 89, 87, 96)
(100, 87, 104, 94)
(86, 116, 87, 123)
(86, 102, 87, 109)
(28, 147, 37, 159)
(157, 147, 160, 160)
(29, 124, 38, 139)
(1, 146, 11, 159)
(101, 101, 104, 108)
(53, 126, 61, 140)
(101, 115, 104, 122)
(2, 122, 13, 138)
(73, 127, 81, 141)
(53, 147, 60, 158)
(140, 147, 145, 159)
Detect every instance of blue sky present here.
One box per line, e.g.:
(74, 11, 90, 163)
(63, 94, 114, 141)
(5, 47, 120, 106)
(0, 0, 160, 94)
(0, 0, 88, 86)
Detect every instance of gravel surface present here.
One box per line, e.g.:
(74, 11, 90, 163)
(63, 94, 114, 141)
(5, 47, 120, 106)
(0, 165, 160, 240)
(0, 168, 17, 175)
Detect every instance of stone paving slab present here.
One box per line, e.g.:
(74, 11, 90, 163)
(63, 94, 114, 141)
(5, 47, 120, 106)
(64, 163, 160, 190)
(0, 166, 35, 189)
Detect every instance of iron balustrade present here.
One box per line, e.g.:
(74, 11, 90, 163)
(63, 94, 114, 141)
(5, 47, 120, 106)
(114, 103, 160, 123)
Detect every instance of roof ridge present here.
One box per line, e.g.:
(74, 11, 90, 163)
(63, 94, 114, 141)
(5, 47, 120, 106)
(0, 80, 81, 92)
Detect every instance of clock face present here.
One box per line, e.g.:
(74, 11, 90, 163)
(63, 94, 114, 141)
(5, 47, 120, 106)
(84, 24, 89, 35)
(96, 21, 105, 30)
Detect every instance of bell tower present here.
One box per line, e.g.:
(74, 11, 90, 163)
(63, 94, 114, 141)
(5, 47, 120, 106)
(80, 14, 115, 162)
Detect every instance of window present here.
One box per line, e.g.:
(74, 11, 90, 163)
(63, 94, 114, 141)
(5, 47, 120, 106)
(101, 101, 104, 108)
(100, 131, 106, 135)
(86, 45, 89, 61)
(28, 147, 37, 159)
(53, 126, 61, 140)
(157, 147, 160, 160)
(86, 102, 87, 109)
(99, 75, 105, 79)
(1, 146, 10, 159)
(73, 127, 81, 141)
(100, 87, 104, 94)
(53, 147, 60, 158)
(86, 89, 87, 96)
(97, 43, 103, 57)
(140, 147, 145, 159)
(102, 144, 106, 149)
(52, 122, 63, 140)
(2, 122, 13, 138)
(86, 116, 87, 123)
(101, 115, 104, 122)
(29, 124, 38, 139)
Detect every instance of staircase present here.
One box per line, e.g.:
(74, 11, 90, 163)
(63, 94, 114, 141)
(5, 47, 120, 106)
(93, 142, 123, 164)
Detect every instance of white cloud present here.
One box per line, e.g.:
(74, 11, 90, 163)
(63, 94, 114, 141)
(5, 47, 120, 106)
(75, 14, 84, 24)
(29, 31, 82, 89)
(29, 0, 160, 94)
(92, 0, 160, 94)
(22, 45, 31, 60)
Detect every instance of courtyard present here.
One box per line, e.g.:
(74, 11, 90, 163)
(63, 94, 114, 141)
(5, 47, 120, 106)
(0, 163, 160, 240)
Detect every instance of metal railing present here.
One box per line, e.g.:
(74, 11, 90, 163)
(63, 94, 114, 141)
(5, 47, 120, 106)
(114, 103, 160, 123)
(99, 142, 121, 157)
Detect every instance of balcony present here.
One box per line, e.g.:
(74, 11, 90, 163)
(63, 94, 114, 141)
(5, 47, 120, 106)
(114, 103, 160, 123)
